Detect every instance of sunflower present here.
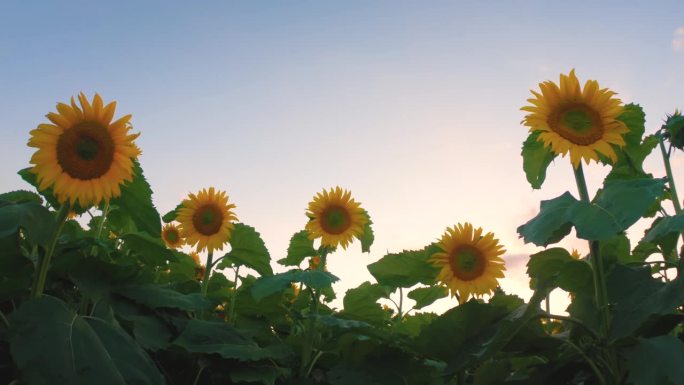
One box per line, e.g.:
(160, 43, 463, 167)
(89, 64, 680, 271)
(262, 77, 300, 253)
(522, 70, 629, 168)
(177, 187, 237, 253)
(571, 249, 582, 259)
(162, 223, 184, 249)
(189, 251, 206, 281)
(305, 187, 367, 249)
(430, 223, 506, 304)
(28, 93, 141, 207)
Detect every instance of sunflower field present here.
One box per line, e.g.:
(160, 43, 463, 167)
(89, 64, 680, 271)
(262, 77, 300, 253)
(1, 71, 684, 385)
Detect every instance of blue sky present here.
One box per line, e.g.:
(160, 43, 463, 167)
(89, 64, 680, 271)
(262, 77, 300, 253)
(2, 1, 683, 310)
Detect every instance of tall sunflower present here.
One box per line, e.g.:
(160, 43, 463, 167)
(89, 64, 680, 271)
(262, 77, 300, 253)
(305, 187, 367, 249)
(521, 70, 629, 168)
(177, 187, 237, 253)
(28, 93, 141, 207)
(430, 223, 506, 304)
(162, 223, 184, 249)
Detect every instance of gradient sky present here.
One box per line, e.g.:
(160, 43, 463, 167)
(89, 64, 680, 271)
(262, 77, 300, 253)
(2, 1, 683, 312)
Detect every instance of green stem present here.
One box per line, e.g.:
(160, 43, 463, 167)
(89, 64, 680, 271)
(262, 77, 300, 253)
(96, 202, 110, 239)
(398, 287, 404, 318)
(0, 309, 9, 329)
(535, 313, 599, 340)
(563, 339, 608, 385)
(299, 287, 319, 378)
(201, 252, 214, 297)
(228, 266, 240, 324)
(191, 363, 206, 385)
(31, 204, 70, 299)
(659, 133, 684, 267)
(573, 164, 610, 335)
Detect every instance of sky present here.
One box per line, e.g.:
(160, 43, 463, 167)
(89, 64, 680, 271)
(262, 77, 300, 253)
(1, 1, 683, 313)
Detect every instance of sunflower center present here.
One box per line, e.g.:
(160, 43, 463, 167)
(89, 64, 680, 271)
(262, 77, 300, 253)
(320, 205, 351, 235)
(56, 121, 115, 180)
(165, 229, 179, 243)
(548, 103, 604, 145)
(192, 204, 224, 236)
(449, 246, 486, 281)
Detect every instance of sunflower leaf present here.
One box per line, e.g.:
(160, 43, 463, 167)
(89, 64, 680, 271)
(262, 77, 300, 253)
(8, 296, 165, 385)
(0, 200, 56, 247)
(250, 269, 339, 301)
(18, 167, 89, 214)
(617, 103, 646, 148)
(627, 336, 684, 385)
(517, 192, 575, 246)
(519, 178, 666, 245)
(521, 131, 556, 189)
(173, 319, 292, 362)
(110, 161, 162, 237)
(0, 190, 43, 204)
(217, 223, 272, 277)
(278, 230, 316, 267)
(407, 286, 448, 309)
(161, 203, 183, 223)
(358, 209, 374, 253)
(367, 244, 442, 288)
(338, 282, 392, 325)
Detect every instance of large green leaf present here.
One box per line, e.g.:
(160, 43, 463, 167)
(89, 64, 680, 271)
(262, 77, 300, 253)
(217, 223, 272, 276)
(173, 319, 291, 361)
(120, 231, 175, 266)
(0, 190, 42, 204)
(627, 335, 684, 385)
(607, 265, 684, 341)
(643, 214, 684, 244)
(18, 167, 88, 214)
(407, 286, 448, 309)
(517, 192, 575, 246)
(367, 244, 441, 288)
(0, 234, 34, 299)
(0, 201, 55, 247)
(250, 269, 339, 301)
(109, 161, 161, 237)
(114, 284, 210, 312)
(8, 296, 164, 385)
(519, 178, 665, 245)
(593, 178, 666, 232)
(606, 134, 658, 181)
(521, 131, 556, 189)
(414, 300, 507, 362)
(278, 230, 316, 267)
(526, 247, 574, 286)
(339, 282, 392, 325)
(617, 103, 646, 148)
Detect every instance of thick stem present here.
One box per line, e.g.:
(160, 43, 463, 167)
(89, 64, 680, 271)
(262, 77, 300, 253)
(31, 204, 70, 299)
(398, 287, 404, 318)
(299, 287, 319, 378)
(228, 266, 240, 324)
(573, 164, 610, 335)
(659, 133, 684, 268)
(201, 252, 214, 297)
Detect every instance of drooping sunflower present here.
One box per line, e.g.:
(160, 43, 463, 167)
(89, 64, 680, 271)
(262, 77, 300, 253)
(522, 70, 630, 168)
(189, 251, 206, 281)
(162, 223, 184, 249)
(430, 223, 506, 304)
(177, 187, 237, 253)
(28, 93, 141, 207)
(305, 187, 367, 249)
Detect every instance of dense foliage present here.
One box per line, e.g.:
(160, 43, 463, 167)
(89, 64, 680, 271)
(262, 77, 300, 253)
(1, 86, 684, 385)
